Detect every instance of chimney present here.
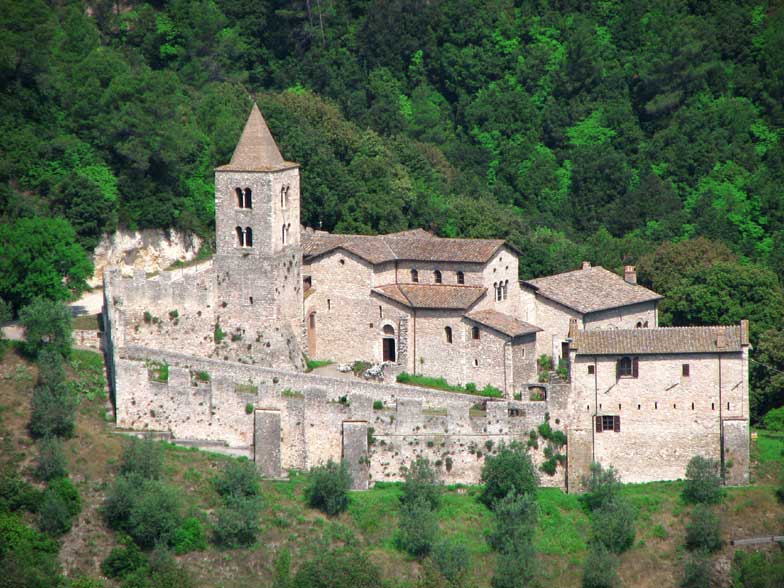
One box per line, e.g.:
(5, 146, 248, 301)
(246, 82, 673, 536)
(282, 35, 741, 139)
(568, 317, 579, 340)
(624, 265, 637, 285)
(740, 319, 750, 346)
(582, 261, 591, 270)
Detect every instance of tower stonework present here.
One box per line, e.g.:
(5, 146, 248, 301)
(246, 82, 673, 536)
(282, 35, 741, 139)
(213, 103, 304, 369)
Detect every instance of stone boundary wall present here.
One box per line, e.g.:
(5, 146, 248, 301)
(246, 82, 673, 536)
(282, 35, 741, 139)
(112, 344, 567, 488)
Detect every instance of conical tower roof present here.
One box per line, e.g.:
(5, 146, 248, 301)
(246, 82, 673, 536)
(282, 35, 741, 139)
(216, 103, 297, 172)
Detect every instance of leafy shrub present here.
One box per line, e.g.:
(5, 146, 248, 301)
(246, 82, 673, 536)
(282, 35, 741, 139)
(581, 463, 621, 511)
(591, 497, 636, 554)
(34, 437, 68, 481)
(685, 505, 722, 553)
(306, 460, 352, 516)
(479, 442, 538, 508)
(103, 475, 183, 549)
(550, 430, 567, 447)
(245, 403, 254, 414)
(29, 381, 77, 439)
(101, 541, 146, 579)
(0, 512, 62, 588)
(491, 533, 538, 588)
(372, 400, 384, 410)
(401, 458, 441, 510)
(172, 517, 207, 554)
(214, 458, 260, 499)
(488, 492, 537, 552)
(47, 477, 81, 518)
(683, 456, 723, 504)
(763, 406, 784, 431)
(0, 473, 43, 512)
(681, 550, 712, 588)
(37, 488, 73, 536)
(732, 550, 784, 588)
(214, 323, 225, 343)
(582, 544, 620, 588)
(120, 437, 163, 480)
(293, 546, 382, 588)
(398, 497, 438, 557)
(432, 540, 470, 587)
(19, 298, 73, 359)
(212, 497, 261, 547)
(37, 348, 67, 388)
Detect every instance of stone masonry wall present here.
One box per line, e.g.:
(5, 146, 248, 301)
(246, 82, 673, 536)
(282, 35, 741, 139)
(112, 345, 566, 488)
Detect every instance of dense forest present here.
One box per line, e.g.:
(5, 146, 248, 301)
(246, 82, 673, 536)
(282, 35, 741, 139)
(1, 0, 783, 420)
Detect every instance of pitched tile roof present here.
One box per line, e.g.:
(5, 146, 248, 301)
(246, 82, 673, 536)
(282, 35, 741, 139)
(372, 284, 486, 310)
(215, 103, 298, 172)
(465, 309, 542, 338)
(302, 230, 507, 264)
(524, 265, 662, 314)
(572, 325, 747, 355)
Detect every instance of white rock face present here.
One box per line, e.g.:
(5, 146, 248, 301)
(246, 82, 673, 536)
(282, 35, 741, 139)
(90, 228, 203, 286)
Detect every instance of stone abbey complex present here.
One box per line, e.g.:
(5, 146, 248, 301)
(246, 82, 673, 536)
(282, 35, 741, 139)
(103, 104, 750, 491)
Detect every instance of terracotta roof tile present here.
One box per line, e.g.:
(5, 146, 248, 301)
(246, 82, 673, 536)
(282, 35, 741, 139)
(302, 230, 506, 264)
(372, 284, 486, 310)
(524, 265, 662, 314)
(572, 325, 746, 355)
(215, 103, 298, 172)
(465, 310, 542, 338)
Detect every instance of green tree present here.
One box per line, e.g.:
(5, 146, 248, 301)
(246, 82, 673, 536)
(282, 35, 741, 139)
(120, 437, 164, 481)
(581, 463, 622, 512)
(305, 460, 351, 516)
(591, 497, 636, 554)
(401, 457, 441, 510)
(479, 442, 538, 508)
(213, 457, 260, 499)
(34, 437, 68, 482)
(398, 496, 439, 557)
(19, 299, 73, 359)
(685, 505, 722, 553)
(582, 544, 620, 588)
(0, 218, 91, 314)
(682, 456, 723, 505)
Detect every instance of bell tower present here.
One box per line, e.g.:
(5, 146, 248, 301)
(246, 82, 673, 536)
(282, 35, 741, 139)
(213, 103, 304, 369)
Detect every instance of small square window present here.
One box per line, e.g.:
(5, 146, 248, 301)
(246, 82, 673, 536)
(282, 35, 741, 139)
(588, 365, 595, 375)
(682, 364, 690, 377)
(602, 415, 615, 430)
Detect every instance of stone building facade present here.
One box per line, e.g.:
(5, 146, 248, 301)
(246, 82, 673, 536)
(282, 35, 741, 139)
(102, 103, 750, 490)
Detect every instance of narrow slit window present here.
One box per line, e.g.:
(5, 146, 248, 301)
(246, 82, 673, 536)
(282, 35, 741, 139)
(434, 270, 442, 284)
(445, 326, 453, 344)
(411, 269, 419, 283)
(588, 365, 595, 375)
(682, 364, 690, 377)
(472, 326, 480, 340)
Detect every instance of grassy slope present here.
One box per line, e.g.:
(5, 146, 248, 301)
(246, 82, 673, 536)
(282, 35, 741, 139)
(1, 348, 783, 587)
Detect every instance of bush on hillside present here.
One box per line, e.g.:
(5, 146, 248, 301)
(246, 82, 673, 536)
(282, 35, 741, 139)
(683, 456, 723, 504)
(685, 505, 722, 553)
(212, 497, 260, 547)
(479, 442, 538, 508)
(681, 550, 712, 588)
(581, 462, 622, 511)
(397, 496, 439, 557)
(582, 545, 620, 588)
(293, 546, 382, 588)
(29, 381, 77, 439)
(19, 298, 73, 359)
(213, 457, 260, 499)
(732, 550, 784, 588)
(432, 540, 470, 588)
(103, 474, 183, 549)
(37, 488, 73, 536)
(36, 348, 67, 388)
(172, 516, 207, 554)
(101, 541, 146, 579)
(488, 492, 538, 552)
(763, 406, 784, 432)
(305, 460, 352, 516)
(0, 472, 43, 513)
(490, 531, 539, 588)
(0, 512, 62, 588)
(120, 437, 163, 480)
(591, 497, 636, 554)
(34, 437, 68, 481)
(401, 457, 441, 510)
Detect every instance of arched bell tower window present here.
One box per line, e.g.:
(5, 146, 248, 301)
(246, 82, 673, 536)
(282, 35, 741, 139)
(236, 227, 252, 248)
(444, 326, 453, 344)
(236, 188, 252, 209)
(244, 188, 252, 209)
(235, 188, 243, 207)
(282, 224, 286, 244)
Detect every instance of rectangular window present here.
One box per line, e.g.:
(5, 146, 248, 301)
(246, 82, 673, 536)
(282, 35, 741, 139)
(596, 415, 621, 433)
(682, 364, 690, 377)
(588, 365, 595, 375)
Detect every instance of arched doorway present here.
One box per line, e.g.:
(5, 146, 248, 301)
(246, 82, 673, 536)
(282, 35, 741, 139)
(382, 324, 396, 362)
(307, 312, 317, 358)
